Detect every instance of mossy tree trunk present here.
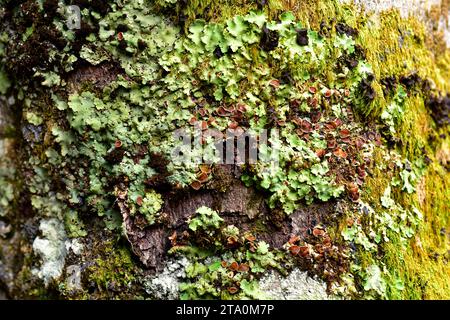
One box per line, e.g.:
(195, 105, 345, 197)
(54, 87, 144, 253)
(0, 0, 449, 300)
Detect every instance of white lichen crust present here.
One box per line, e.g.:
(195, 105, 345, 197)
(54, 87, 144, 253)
(259, 269, 336, 300)
(144, 257, 189, 300)
(32, 219, 68, 285)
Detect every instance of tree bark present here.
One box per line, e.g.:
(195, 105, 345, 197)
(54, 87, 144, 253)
(0, 0, 449, 300)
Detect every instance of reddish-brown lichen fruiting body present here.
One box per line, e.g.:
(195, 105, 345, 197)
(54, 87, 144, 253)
(216, 106, 230, 116)
(346, 183, 360, 201)
(298, 246, 309, 257)
(190, 180, 202, 190)
(168, 231, 177, 246)
(228, 286, 238, 294)
(316, 149, 326, 158)
(197, 172, 209, 183)
(236, 104, 247, 113)
(327, 137, 337, 149)
(199, 164, 211, 174)
(312, 228, 325, 237)
(238, 263, 249, 272)
(339, 129, 351, 138)
(289, 245, 301, 255)
(189, 116, 197, 125)
(309, 86, 317, 94)
(227, 236, 238, 246)
(311, 110, 321, 123)
(333, 147, 347, 158)
(288, 235, 300, 244)
(229, 261, 239, 271)
(269, 79, 280, 88)
(301, 120, 313, 133)
(245, 234, 256, 242)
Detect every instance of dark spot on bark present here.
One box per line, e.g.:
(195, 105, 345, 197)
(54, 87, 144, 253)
(426, 93, 449, 128)
(358, 74, 376, 102)
(76, 21, 99, 40)
(400, 72, 422, 90)
(296, 28, 309, 46)
(116, 24, 129, 33)
(138, 39, 148, 51)
(214, 46, 224, 58)
(71, 20, 100, 53)
(338, 45, 365, 70)
(18, 0, 40, 27)
(319, 20, 332, 37)
(3, 0, 69, 82)
(260, 25, 279, 52)
(380, 76, 398, 96)
(145, 153, 172, 191)
(421, 79, 432, 94)
(43, 0, 59, 18)
(257, 0, 268, 10)
(22, 219, 39, 240)
(160, 69, 169, 78)
(117, 39, 133, 56)
(72, 0, 110, 16)
(177, 13, 188, 30)
(339, 55, 358, 69)
(105, 149, 125, 164)
(280, 70, 293, 84)
(335, 22, 359, 38)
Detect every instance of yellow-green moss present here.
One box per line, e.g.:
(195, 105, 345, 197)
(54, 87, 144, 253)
(88, 242, 138, 297)
(2, 0, 449, 300)
(357, 142, 449, 299)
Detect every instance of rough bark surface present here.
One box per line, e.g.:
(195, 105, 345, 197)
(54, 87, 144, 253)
(0, 0, 448, 300)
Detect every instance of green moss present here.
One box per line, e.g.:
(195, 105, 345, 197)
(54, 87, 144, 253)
(393, 163, 450, 299)
(1, 0, 448, 300)
(88, 243, 138, 297)
(346, 143, 448, 299)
